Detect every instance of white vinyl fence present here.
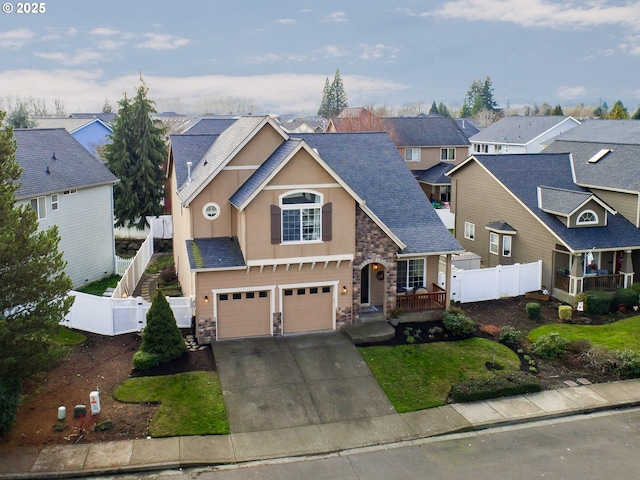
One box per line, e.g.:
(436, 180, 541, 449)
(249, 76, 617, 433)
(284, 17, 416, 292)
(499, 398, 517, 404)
(63, 291, 193, 335)
(449, 260, 542, 303)
(113, 224, 155, 298)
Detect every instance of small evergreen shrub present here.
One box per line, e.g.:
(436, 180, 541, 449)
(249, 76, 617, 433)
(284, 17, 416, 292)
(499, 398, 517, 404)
(531, 332, 569, 359)
(442, 311, 476, 337)
(558, 305, 573, 322)
(613, 288, 638, 309)
(0, 376, 22, 436)
(526, 302, 541, 320)
(581, 290, 612, 315)
(609, 349, 640, 378)
(631, 283, 640, 296)
(132, 350, 161, 371)
(450, 371, 541, 403)
(139, 291, 187, 364)
(498, 325, 522, 347)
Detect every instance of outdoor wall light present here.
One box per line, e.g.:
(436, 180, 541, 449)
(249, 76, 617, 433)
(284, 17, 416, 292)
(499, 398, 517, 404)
(372, 263, 379, 270)
(204, 295, 209, 303)
(341, 286, 348, 295)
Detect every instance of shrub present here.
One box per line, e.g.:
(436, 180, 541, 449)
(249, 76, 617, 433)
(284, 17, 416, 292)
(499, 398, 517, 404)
(442, 312, 476, 337)
(132, 350, 162, 371)
(631, 283, 640, 296)
(498, 326, 522, 347)
(526, 302, 541, 320)
(581, 290, 612, 315)
(613, 288, 638, 309)
(139, 291, 187, 364)
(160, 265, 177, 283)
(450, 371, 541, 403)
(531, 332, 569, 359)
(565, 338, 592, 355)
(0, 376, 22, 435)
(609, 349, 640, 378)
(558, 305, 573, 322)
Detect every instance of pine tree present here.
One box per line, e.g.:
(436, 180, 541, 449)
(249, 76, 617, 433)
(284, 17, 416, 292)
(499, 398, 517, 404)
(461, 76, 500, 117)
(437, 102, 451, 117)
(0, 110, 73, 432)
(632, 106, 640, 120)
(317, 78, 331, 118)
(551, 105, 564, 116)
(105, 79, 167, 230)
(429, 101, 439, 114)
(317, 69, 348, 119)
(140, 291, 186, 363)
(608, 100, 629, 119)
(102, 98, 113, 114)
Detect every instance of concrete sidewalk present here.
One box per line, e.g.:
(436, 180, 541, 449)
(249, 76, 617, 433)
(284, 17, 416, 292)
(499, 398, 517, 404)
(2, 378, 640, 479)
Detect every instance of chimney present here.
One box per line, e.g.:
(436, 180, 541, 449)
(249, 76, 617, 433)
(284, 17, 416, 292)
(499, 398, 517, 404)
(186, 161, 193, 183)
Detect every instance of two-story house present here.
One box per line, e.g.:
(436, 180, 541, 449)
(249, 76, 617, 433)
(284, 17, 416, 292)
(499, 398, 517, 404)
(34, 117, 113, 159)
(468, 115, 580, 155)
(168, 116, 462, 342)
(447, 144, 639, 304)
(14, 128, 119, 288)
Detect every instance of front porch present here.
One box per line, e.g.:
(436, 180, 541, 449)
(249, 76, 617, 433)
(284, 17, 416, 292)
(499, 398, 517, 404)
(396, 284, 447, 313)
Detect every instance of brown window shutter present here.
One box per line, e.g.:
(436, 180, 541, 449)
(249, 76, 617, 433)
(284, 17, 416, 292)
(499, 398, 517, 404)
(271, 205, 281, 244)
(322, 202, 332, 241)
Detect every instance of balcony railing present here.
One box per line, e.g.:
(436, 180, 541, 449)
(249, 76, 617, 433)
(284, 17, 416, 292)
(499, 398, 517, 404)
(396, 284, 446, 312)
(555, 270, 624, 293)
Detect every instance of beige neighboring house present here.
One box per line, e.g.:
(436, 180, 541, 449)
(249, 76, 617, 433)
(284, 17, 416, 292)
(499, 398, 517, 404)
(168, 116, 462, 343)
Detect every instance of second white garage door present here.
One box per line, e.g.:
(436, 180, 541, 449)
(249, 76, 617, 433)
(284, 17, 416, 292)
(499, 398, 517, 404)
(216, 290, 271, 340)
(282, 285, 334, 334)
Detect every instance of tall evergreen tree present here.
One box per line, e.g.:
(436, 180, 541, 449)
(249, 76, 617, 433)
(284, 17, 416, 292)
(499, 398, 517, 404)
(102, 98, 113, 114)
(0, 110, 73, 433)
(317, 78, 331, 119)
(632, 106, 640, 120)
(462, 76, 500, 117)
(429, 101, 439, 114)
(317, 69, 348, 119)
(437, 102, 451, 117)
(608, 100, 629, 119)
(551, 105, 564, 116)
(105, 80, 167, 230)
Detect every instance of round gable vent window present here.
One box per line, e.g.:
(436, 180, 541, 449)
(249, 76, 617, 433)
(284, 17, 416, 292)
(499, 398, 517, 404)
(202, 202, 221, 220)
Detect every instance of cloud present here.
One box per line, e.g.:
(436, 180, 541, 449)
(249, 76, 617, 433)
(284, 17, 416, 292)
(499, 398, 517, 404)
(34, 48, 108, 66)
(556, 85, 587, 100)
(421, 0, 640, 30)
(89, 27, 121, 36)
(0, 29, 34, 49)
(97, 40, 125, 51)
(358, 43, 396, 60)
(276, 18, 296, 25)
(320, 12, 348, 23)
(317, 45, 349, 58)
(135, 33, 190, 50)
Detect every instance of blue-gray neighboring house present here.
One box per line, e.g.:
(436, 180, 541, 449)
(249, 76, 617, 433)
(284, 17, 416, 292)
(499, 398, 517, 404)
(35, 117, 113, 159)
(14, 128, 119, 288)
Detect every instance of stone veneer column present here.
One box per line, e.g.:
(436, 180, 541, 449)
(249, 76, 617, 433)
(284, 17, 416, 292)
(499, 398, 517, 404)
(198, 316, 215, 344)
(354, 206, 398, 322)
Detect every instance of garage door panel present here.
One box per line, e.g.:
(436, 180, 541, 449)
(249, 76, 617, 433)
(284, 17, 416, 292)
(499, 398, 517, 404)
(217, 291, 271, 339)
(283, 286, 333, 334)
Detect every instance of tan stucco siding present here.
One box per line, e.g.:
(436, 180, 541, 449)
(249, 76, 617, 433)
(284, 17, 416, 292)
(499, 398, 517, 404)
(589, 188, 640, 228)
(402, 146, 468, 171)
(170, 167, 194, 297)
(226, 124, 284, 167)
(451, 163, 560, 288)
(568, 201, 607, 228)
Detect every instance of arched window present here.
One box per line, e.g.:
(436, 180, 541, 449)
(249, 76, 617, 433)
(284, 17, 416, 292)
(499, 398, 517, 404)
(280, 191, 322, 242)
(577, 210, 598, 225)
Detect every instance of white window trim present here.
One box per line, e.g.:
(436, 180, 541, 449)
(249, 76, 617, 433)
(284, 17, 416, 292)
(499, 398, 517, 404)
(51, 193, 59, 211)
(405, 148, 421, 162)
(502, 235, 512, 257)
(397, 258, 426, 290)
(464, 222, 475, 241)
(440, 147, 456, 161)
(577, 209, 598, 225)
(202, 202, 221, 220)
(279, 190, 323, 244)
(489, 232, 499, 255)
(30, 196, 46, 220)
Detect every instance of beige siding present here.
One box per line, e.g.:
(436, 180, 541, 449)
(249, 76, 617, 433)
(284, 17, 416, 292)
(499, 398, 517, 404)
(170, 166, 195, 297)
(589, 188, 640, 228)
(402, 146, 468, 171)
(451, 162, 560, 288)
(568, 201, 606, 227)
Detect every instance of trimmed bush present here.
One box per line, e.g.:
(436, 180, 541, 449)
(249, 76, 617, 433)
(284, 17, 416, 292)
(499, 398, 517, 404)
(613, 288, 638, 309)
(139, 291, 187, 364)
(531, 332, 569, 359)
(609, 349, 640, 378)
(132, 350, 162, 371)
(498, 325, 522, 347)
(442, 311, 476, 337)
(558, 305, 573, 322)
(580, 290, 612, 315)
(0, 376, 22, 435)
(450, 371, 541, 403)
(526, 302, 541, 320)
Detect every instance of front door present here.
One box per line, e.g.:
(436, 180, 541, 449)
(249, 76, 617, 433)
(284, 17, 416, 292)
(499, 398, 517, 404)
(360, 265, 370, 305)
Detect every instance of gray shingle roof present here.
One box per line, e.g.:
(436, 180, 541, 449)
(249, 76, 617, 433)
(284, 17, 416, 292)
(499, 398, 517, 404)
(185, 118, 238, 135)
(35, 117, 112, 133)
(13, 128, 118, 199)
(471, 154, 640, 251)
(544, 140, 640, 192)
(293, 132, 462, 255)
(548, 119, 640, 145)
(470, 116, 578, 145)
(187, 237, 245, 269)
(170, 134, 218, 189)
(485, 221, 516, 233)
(417, 162, 455, 185)
(538, 186, 593, 215)
(383, 115, 471, 147)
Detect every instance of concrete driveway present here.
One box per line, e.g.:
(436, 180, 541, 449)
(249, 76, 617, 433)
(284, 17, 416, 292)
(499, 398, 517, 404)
(212, 331, 396, 433)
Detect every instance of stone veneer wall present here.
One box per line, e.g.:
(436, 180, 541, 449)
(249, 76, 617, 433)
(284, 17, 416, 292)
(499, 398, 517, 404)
(353, 205, 398, 321)
(198, 316, 215, 344)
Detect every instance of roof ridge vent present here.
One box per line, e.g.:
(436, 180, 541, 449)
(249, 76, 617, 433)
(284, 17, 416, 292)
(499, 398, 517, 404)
(587, 148, 611, 163)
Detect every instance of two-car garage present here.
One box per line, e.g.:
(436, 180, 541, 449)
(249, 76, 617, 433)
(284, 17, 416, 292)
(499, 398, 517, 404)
(214, 283, 337, 340)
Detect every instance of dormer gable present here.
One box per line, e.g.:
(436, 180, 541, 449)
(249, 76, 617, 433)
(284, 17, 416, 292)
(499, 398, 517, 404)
(537, 186, 616, 227)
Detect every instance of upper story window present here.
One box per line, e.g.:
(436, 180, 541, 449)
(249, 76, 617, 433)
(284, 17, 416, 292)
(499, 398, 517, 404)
(51, 194, 59, 211)
(440, 148, 456, 161)
(202, 202, 221, 220)
(464, 221, 475, 241)
(502, 236, 512, 257)
(30, 196, 46, 220)
(405, 148, 421, 162)
(489, 232, 499, 255)
(281, 191, 322, 243)
(577, 210, 598, 225)
(474, 144, 488, 153)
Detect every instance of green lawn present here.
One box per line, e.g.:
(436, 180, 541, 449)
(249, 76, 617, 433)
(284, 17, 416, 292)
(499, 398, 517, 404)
(77, 274, 121, 296)
(359, 337, 521, 413)
(528, 316, 640, 352)
(53, 327, 86, 345)
(113, 371, 229, 437)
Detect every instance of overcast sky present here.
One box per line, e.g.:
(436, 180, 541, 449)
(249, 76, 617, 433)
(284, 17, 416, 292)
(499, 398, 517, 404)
(1, 0, 639, 115)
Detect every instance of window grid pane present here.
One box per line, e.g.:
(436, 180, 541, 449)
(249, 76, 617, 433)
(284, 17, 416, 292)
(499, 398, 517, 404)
(408, 259, 424, 288)
(397, 261, 408, 289)
(489, 232, 499, 255)
(282, 209, 301, 242)
(302, 208, 320, 240)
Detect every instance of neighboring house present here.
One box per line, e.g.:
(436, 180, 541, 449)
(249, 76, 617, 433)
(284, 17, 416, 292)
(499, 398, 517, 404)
(14, 128, 119, 288)
(547, 118, 640, 144)
(34, 117, 113, 159)
(168, 115, 462, 342)
(278, 115, 327, 133)
(447, 149, 638, 304)
(69, 112, 116, 124)
(469, 116, 580, 155)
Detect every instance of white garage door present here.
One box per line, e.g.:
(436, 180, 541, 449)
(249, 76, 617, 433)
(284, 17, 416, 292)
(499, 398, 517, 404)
(216, 290, 271, 339)
(282, 285, 334, 334)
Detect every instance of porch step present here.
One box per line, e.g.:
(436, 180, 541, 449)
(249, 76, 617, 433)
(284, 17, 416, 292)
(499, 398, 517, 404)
(342, 321, 395, 345)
